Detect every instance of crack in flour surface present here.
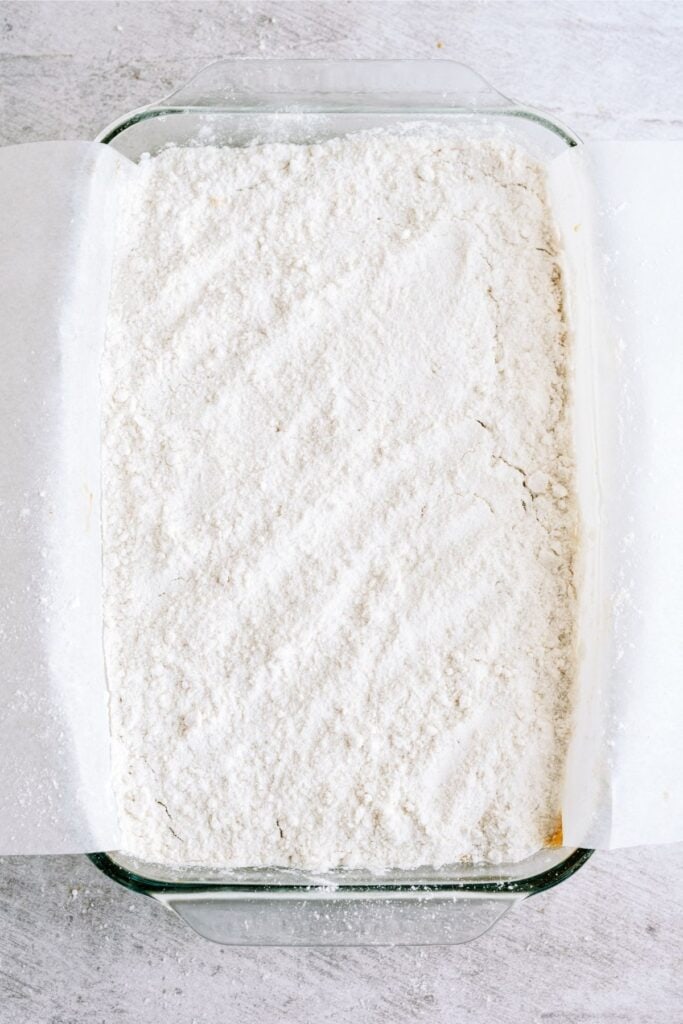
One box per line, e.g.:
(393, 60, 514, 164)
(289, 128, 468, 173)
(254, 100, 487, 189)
(102, 134, 577, 869)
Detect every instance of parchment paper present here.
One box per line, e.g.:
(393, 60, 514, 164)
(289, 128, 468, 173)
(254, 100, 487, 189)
(0, 142, 130, 853)
(550, 142, 683, 848)
(0, 137, 681, 856)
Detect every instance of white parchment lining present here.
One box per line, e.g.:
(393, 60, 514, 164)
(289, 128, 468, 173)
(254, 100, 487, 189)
(550, 142, 683, 848)
(0, 143, 129, 853)
(0, 139, 680, 854)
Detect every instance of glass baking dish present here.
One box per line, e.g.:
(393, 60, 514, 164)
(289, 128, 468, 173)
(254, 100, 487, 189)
(91, 59, 592, 946)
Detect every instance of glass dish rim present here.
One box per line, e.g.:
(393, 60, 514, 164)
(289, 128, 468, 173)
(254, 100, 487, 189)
(95, 57, 581, 150)
(89, 847, 593, 898)
(91, 57, 591, 901)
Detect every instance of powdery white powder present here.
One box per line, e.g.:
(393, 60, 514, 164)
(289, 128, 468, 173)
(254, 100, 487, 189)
(102, 134, 576, 869)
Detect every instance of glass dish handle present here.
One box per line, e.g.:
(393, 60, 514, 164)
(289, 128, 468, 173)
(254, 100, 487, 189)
(161, 58, 514, 112)
(156, 890, 519, 946)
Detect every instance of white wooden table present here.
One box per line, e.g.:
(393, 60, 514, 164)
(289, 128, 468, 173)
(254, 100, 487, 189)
(1, 3, 682, 1021)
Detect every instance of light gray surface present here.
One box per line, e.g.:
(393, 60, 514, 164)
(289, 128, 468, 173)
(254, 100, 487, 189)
(1, 2, 682, 1021)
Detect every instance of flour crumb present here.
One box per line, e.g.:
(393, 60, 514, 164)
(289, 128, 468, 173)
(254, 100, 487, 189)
(102, 133, 576, 870)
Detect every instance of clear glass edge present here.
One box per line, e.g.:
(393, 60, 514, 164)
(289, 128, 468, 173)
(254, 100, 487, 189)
(97, 105, 579, 151)
(89, 848, 593, 898)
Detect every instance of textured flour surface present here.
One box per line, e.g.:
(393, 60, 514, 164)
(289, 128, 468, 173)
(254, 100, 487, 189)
(102, 134, 576, 869)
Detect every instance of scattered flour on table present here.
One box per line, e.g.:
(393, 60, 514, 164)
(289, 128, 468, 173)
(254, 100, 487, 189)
(102, 134, 577, 869)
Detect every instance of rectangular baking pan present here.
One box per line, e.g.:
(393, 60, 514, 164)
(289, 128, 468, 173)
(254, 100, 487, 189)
(91, 59, 592, 946)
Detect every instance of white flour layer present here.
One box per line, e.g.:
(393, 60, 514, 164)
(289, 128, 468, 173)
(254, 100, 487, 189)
(102, 135, 576, 869)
